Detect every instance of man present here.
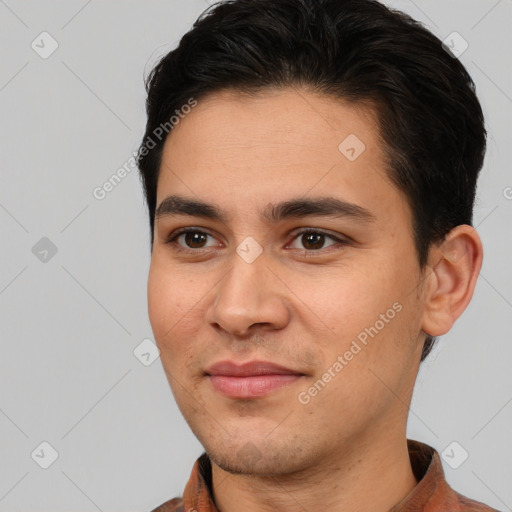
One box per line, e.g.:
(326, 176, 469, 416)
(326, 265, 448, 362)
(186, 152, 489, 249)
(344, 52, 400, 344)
(137, 0, 498, 510)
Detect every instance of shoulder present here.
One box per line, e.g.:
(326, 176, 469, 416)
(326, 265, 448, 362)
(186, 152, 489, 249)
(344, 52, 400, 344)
(149, 497, 184, 512)
(453, 490, 501, 511)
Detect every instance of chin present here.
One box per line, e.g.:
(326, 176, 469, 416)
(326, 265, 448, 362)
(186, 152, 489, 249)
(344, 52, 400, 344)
(212, 440, 270, 474)
(205, 436, 316, 477)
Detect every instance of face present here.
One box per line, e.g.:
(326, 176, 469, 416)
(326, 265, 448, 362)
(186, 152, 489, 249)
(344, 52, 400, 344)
(148, 87, 427, 476)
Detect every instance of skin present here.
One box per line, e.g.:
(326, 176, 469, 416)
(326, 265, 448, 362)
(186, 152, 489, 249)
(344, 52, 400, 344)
(147, 87, 483, 512)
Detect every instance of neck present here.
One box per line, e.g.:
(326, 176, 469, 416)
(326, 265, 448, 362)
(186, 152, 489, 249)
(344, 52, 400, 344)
(210, 430, 417, 512)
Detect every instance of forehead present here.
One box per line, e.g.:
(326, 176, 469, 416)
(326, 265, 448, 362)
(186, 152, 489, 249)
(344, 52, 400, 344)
(156, 87, 407, 225)
(163, 87, 382, 158)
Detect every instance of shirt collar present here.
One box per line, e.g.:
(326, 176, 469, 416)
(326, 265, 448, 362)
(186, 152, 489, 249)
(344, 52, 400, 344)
(158, 439, 489, 512)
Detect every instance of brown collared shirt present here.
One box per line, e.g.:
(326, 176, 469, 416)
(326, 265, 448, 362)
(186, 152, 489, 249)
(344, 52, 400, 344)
(150, 439, 500, 511)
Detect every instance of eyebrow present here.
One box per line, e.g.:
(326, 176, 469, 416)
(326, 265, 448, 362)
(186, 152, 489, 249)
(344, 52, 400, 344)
(155, 194, 376, 225)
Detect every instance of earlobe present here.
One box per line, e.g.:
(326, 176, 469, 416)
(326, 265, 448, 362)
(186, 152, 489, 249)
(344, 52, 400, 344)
(421, 225, 483, 337)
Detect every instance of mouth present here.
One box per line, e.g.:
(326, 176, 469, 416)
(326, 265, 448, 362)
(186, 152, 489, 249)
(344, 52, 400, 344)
(205, 360, 305, 399)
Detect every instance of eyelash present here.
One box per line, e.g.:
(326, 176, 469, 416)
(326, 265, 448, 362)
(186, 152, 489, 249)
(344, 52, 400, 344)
(165, 227, 349, 256)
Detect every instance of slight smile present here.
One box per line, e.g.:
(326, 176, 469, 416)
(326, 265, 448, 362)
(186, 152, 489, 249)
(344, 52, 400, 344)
(205, 360, 305, 399)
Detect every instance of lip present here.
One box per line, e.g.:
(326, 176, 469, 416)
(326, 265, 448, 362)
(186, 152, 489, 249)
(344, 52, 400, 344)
(206, 360, 302, 377)
(205, 360, 304, 398)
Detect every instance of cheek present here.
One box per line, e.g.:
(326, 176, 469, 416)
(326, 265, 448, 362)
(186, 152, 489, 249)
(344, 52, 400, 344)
(297, 256, 420, 377)
(147, 262, 173, 340)
(291, 263, 398, 344)
(297, 303, 418, 437)
(147, 259, 203, 358)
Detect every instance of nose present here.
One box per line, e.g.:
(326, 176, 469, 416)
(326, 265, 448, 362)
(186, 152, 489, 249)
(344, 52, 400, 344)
(206, 251, 291, 338)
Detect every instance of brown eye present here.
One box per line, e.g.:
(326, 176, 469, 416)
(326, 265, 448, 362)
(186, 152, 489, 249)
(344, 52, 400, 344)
(290, 229, 343, 251)
(182, 231, 208, 248)
(301, 232, 326, 250)
(166, 228, 220, 251)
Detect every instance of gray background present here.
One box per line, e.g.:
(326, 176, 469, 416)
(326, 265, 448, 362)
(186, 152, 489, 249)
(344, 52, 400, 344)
(1, 0, 510, 511)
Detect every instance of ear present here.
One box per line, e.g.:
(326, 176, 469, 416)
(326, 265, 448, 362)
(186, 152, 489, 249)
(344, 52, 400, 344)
(421, 225, 483, 337)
